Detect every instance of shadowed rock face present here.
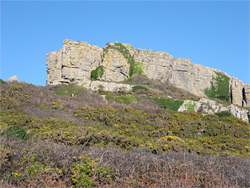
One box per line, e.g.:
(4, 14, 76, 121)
(244, 84, 250, 108)
(46, 39, 248, 108)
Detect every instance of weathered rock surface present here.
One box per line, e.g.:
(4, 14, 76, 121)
(46, 39, 248, 108)
(124, 44, 220, 97)
(7, 75, 18, 83)
(82, 81, 132, 93)
(230, 78, 244, 107)
(102, 47, 130, 82)
(178, 98, 249, 122)
(244, 84, 250, 108)
(47, 40, 103, 85)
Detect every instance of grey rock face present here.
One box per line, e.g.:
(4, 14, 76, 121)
(178, 98, 249, 122)
(47, 39, 103, 85)
(124, 44, 217, 97)
(82, 81, 132, 92)
(244, 84, 250, 108)
(228, 105, 249, 122)
(102, 48, 130, 82)
(46, 40, 248, 109)
(230, 78, 244, 107)
(7, 75, 18, 83)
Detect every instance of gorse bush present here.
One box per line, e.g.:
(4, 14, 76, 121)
(71, 155, 113, 188)
(205, 72, 230, 102)
(1, 84, 29, 105)
(147, 136, 188, 154)
(1, 81, 250, 187)
(90, 66, 104, 81)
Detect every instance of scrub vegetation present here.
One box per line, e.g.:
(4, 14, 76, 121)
(0, 80, 249, 188)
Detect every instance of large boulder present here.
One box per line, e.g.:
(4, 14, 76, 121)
(178, 98, 249, 122)
(7, 75, 18, 83)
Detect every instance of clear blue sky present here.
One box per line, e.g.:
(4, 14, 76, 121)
(1, 1, 249, 86)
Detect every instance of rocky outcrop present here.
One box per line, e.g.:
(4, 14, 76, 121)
(102, 47, 130, 82)
(82, 81, 132, 93)
(47, 40, 103, 85)
(178, 98, 249, 122)
(7, 75, 18, 83)
(123, 44, 220, 98)
(46, 39, 248, 109)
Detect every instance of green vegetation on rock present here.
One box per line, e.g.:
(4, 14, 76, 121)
(185, 103, 195, 112)
(205, 72, 230, 102)
(90, 66, 104, 81)
(103, 42, 144, 77)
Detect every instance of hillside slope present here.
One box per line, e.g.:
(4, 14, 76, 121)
(0, 80, 250, 187)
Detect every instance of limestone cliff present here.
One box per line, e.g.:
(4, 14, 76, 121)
(46, 39, 249, 108)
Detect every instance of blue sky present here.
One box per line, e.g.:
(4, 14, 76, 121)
(1, 1, 249, 85)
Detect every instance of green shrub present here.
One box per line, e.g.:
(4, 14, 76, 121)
(215, 111, 232, 117)
(205, 72, 230, 101)
(185, 103, 195, 112)
(115, 94, 137, 104)
(54, 84, 84, 96)
(0, 79, 6, 84)
(129, 61, 144, 77)
(152, 97, 184, 111)
(90, 66, 104, 81)
(132, 85, 148, 92)
(1, 125, 28, 140)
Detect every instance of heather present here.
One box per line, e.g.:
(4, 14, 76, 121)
(0, 81, 249, 187)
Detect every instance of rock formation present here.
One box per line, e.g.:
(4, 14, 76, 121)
(7, 75, 18, 83)
(46, 39, 249, 110)
(178, 98, 249, 122)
